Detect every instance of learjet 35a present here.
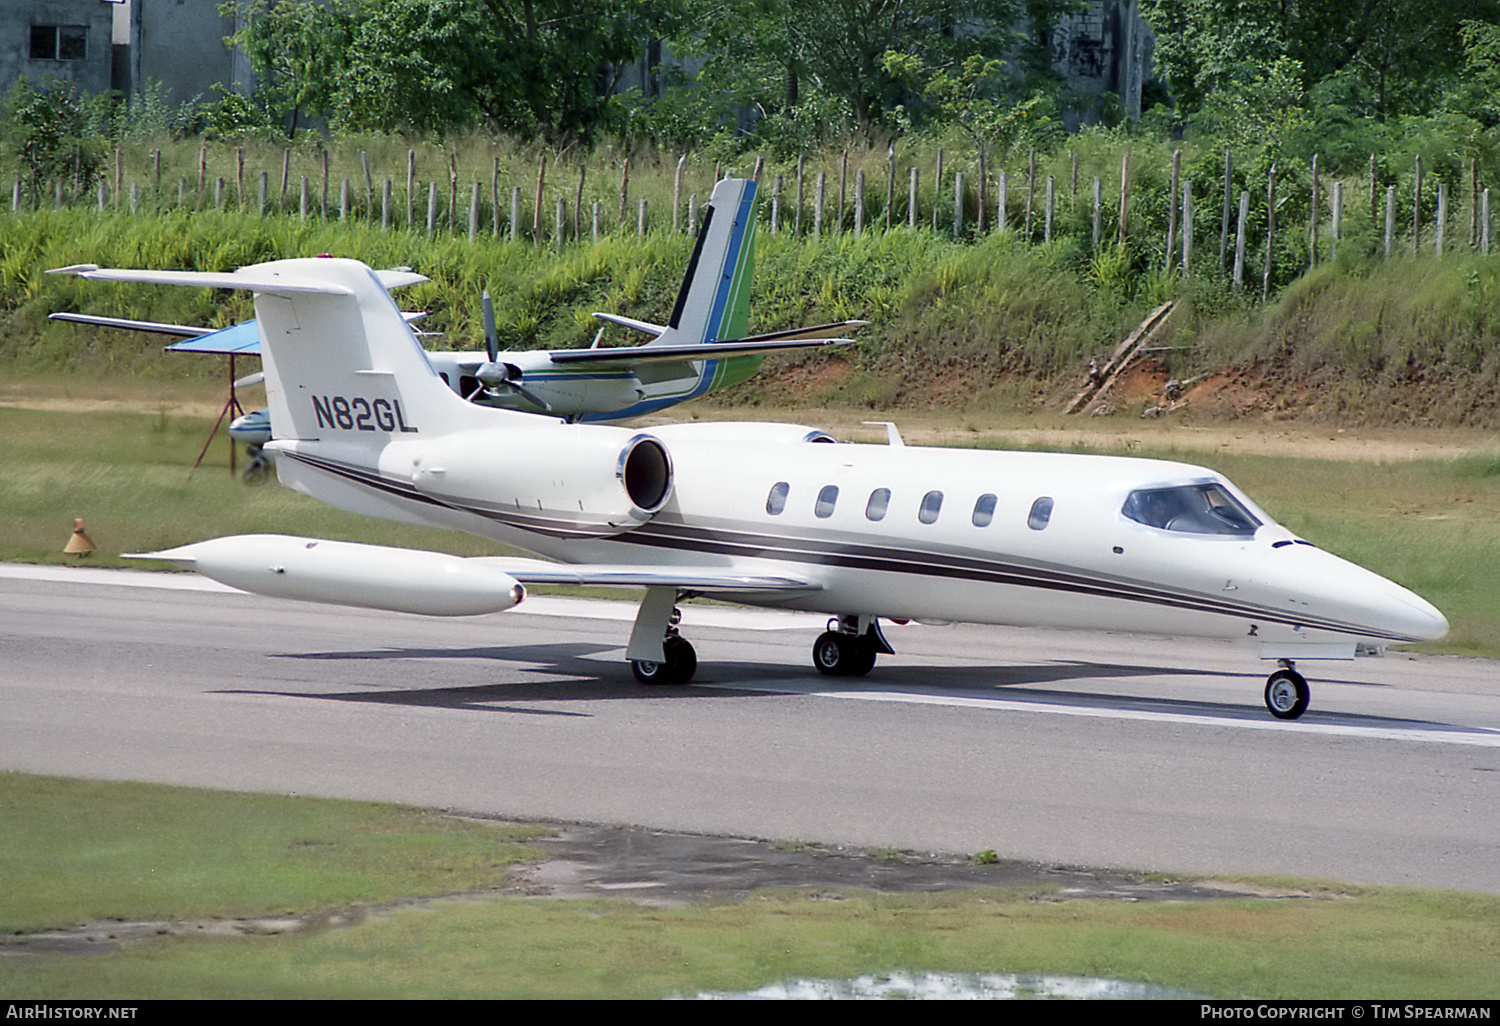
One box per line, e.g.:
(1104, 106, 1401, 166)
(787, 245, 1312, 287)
(49, 177, 860, 425)
(52, 245, 1447, 724)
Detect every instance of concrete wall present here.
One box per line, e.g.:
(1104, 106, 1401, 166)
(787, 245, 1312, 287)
(134, 0, 251, 107)
(0, 0, 115, 99)
(1051, 0, 1155, 120)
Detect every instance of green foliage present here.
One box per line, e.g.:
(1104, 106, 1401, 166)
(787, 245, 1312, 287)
(1, 79, 108, 194)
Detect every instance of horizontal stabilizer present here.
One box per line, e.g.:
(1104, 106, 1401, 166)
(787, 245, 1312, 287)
(550, 336, 854, 366)
(47, 264, 428, 297)
(591, 311, 666, 337)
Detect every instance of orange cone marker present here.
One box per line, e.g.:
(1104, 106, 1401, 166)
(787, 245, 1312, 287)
(64, 518, 96, 557)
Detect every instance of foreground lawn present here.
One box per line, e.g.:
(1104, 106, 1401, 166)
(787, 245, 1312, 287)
(1, 774, 1497, 999)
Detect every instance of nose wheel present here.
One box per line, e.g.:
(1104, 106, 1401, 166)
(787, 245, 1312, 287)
(1264, 664, 1310, 720)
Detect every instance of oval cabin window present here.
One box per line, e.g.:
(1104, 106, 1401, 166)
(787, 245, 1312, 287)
(972, 493, 997, 527)
(814, 485, 839, 518)
(766, 481, 790, 515)
(918, 490, 943, 524)
(1028, 496, 1054, 530)
(865, 488, 890, 521)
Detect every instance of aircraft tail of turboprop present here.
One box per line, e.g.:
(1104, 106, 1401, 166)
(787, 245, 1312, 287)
(650, 175, 758, 351)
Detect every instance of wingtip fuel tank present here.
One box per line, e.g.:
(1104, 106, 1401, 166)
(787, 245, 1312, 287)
(129, 534, 524, 616)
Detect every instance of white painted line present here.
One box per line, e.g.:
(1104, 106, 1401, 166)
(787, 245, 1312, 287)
(820, 689, 1500, 748)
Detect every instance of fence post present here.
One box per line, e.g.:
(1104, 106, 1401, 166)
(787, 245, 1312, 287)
(129, 181, 139, 213)
(281, 148, 290, 210)
(886, 142, 896, 232)
(533, 154, 546, 246)
(1262, 162, 1277, 303)
(618, 158, 629, 224)
(361, 151, 372, 218)
(1166, 148, 1180, 264)
(1233, 190, 1248, 289)
(470, 181, 481, 241)
(909, 167, 918, 229)
(815, 173, 826, 236)
(1024, 149, 1036, 240)
(214, 177, 224, 210)
(1092, 177, 1102, 248)
(339, 178, 349, 220)
(97, 180, 107, 212)
(1412, 155, 1423, 257)
(1182, 183, 1193, 274)
(687, 194, 696, 236)
(1483, 188, 1491, 254)
(1043, 175, 1054, 243)
(838, 150, 848, 235)
(1436, 182, 1446, 258)
(300, 176, 308, 221)
(258, 170, 267, 215)
(1308, 154, 1319, 269)
(771, 174, 782, 232)
(1331, 181, 1342, 258)
(1117, 151, 1130, 246)
(407, 149, 416, 228)
(1218, 148, 1233, 276)
(674, 154, 685, 233)
(932, 148, 943, 231)
(1385, 185, 1396, 259)
(855, 169, 865, 237)
(998, 171, 1008, 233)
(638, 197, 647, 235)
(796, 155, 805, 236)
(954, 171, 964, 240)
(593, 199, 601, 242)
(510, 187, 521, 242)
(556, 195, 566, 253)
(427, 181, 438, 238)
(236, 148, 244, 211)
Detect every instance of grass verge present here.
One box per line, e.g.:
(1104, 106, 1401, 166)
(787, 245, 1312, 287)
(1, 774, 1497, 999)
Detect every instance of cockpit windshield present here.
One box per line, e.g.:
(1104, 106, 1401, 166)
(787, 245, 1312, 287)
(1121, 483, 1261, 537)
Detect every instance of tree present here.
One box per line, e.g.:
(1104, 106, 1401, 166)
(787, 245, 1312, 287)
(225, 0, 685, 143)
(674, 0, 1069, 135)
(222, 0, 351, 138)
(1141, 0, 1500, 122)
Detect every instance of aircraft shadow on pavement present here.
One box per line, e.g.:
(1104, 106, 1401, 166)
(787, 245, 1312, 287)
(216, 644, 1470, 733)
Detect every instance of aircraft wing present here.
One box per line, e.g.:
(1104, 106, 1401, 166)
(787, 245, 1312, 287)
(469, 557, 822, 594)
(591, 311, 666, 337)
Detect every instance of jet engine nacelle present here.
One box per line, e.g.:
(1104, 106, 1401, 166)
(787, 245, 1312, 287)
(408, 424, 673, 537)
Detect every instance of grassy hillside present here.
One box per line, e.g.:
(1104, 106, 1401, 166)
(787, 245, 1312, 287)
(5, 206, 1500, 424)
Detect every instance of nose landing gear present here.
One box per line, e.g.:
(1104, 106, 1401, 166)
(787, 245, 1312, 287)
(1264, 661, 1310, 720)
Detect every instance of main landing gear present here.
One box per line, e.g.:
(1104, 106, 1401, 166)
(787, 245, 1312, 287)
(812, 616, 893, 677)
(627, 587, 697, 686)
(1264, 660, 1310, 720)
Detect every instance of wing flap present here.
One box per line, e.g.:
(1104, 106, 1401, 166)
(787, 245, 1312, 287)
(549, 336, 853, 366)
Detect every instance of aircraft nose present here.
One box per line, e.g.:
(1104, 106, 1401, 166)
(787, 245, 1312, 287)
(1376, 587, 1449, 642)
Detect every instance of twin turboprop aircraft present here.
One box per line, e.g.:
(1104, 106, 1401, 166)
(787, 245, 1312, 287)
(49, 177, 861, 427)
(51, 190, 1449, 721)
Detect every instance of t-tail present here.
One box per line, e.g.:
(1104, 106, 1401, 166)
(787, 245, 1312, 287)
(48, 258, 515, 450)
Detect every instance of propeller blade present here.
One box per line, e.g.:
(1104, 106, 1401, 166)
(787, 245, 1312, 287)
(482, 289, 498, 363)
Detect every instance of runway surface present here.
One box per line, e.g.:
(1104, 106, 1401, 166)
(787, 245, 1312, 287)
(4, 563, 1498, 893)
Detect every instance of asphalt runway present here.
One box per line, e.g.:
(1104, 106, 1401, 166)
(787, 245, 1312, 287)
(3, 563, 1498, 893)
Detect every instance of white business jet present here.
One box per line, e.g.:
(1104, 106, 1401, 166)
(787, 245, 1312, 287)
(51, 230, 1448, 723)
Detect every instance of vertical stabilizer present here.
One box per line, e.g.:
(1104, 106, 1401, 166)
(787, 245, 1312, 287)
(244, 258, 499, 443)
(652, 177, 759, 348)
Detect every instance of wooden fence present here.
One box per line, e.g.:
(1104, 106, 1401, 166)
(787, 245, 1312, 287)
(9, 144, 1494, 299)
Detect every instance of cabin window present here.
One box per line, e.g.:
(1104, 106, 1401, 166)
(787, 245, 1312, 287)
(972, 493, 997, 527)
(814, 484, 839, 518)
(1027, 496, 1054, 531)
(865, 488, 890, 521)
(766, 481, 790, 515)
(918, 490, 943, 524)
(1121, 484, 1259, 537)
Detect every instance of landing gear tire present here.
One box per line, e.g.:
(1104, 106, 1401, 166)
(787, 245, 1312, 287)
(631, 636, 697, 686)
(1265, 668, 1310, 720)
(813, 631, 876, 677)
(242, 454, 271, 484)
